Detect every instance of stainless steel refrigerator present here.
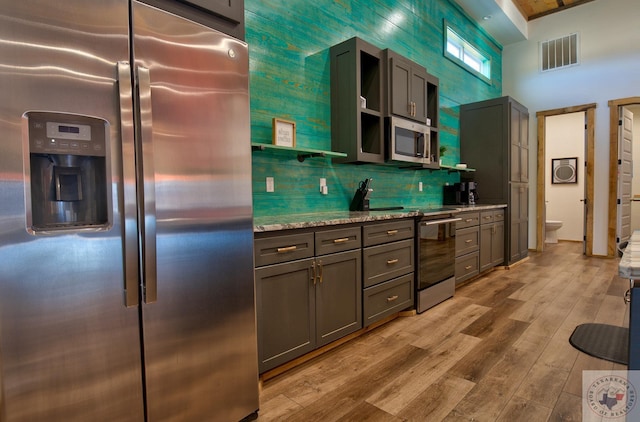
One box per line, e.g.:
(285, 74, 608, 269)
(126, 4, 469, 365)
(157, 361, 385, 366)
(0, 1, 259, 421)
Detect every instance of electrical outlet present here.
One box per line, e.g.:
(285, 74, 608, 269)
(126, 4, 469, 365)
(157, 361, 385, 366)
(319, 178, 327, 192)
(266, 177, 274, 192)
(419, 181, 423, 192)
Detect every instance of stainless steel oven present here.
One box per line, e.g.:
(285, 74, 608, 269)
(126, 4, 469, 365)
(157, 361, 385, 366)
(416, 212, 460, 313)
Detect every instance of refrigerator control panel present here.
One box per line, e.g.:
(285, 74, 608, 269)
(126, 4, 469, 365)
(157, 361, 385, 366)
(26, 112, 107, 157)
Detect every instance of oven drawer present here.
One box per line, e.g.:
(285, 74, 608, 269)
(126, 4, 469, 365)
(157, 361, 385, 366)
(315, 226, 361, 256)
(362, 219, 414, 247)
(363, 239, 414, 288)
(254, 232, 315, 267)
(455, 226, 479, 256)
(456, 212, 480, 229)
(363, 273, 414, 325)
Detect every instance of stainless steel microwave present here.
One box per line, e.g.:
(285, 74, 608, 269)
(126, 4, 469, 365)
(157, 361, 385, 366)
(386, 116, 431, 165)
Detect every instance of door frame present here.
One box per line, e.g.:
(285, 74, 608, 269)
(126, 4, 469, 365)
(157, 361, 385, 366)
(608, 97, 640, 256)
(536, 103, 596, 254)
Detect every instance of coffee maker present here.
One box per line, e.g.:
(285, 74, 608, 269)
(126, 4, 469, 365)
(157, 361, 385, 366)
(443, 181, 479, 205)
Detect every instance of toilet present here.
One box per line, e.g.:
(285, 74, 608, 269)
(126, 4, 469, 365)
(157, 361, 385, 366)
(545, 220, 563, 243)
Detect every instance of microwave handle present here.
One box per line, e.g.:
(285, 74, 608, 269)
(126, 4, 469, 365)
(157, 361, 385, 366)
(417, 133, 425, 157)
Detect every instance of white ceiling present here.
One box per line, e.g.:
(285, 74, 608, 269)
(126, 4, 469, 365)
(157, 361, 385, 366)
(451, 0, 528, 46)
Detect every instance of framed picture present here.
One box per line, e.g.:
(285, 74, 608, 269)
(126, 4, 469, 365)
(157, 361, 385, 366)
(272, 118, 296, 147)
(551, 157, 578, 184)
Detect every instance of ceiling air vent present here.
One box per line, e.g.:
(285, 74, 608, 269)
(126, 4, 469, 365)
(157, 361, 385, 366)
(540, 33, 579, 72)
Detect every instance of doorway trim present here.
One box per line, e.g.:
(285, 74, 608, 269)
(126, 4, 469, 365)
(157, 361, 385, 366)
(536, 103, 596, 254)
(607, 97, 640, 257)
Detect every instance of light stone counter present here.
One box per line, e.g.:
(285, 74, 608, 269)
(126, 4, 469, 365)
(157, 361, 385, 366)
(253, 204, 507, 232)
(619, 229, 640, 279)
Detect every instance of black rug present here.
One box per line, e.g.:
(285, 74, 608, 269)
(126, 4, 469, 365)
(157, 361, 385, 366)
(569, 323, 629, 365)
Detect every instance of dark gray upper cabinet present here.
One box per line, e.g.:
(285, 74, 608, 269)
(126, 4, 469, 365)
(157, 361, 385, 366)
(141, 0, 245, 40)
(460, 96, 529, 265)
(330, 37, 385, 164)
(385, 49, 428, 124)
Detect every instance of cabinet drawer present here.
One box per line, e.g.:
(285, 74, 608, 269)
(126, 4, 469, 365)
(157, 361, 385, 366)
(455, 226, 479, 256)
(363, 239, 414, 288)
(363, 273, 414, 325)
(480, 210, 494, 225)
(315, 226, 361, 256)
(493, 208, 505, 222)
(456, 212, 480, 229)
(254, 232, 315, 267)
(456, 252, 479, 283)
(362, 219, 414, 247)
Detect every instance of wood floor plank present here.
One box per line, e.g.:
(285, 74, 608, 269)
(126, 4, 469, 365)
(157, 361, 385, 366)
(443, 344, 541, 421)
(410, 303, 490, 350)
(365, 333, 482, 415)
(460, 298, 524, 338)
(449, 319, 530, 383)
(495, 394, 552, 422)
(395, 374, 475, 421)
(548, 392, 582, 421)
(336, 401, 401, 422)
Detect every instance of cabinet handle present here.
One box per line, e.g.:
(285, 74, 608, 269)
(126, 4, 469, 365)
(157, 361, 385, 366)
(465, 239, 473, 244)
(465, 218, 473, 222)
(311, 261, 317, 285)
(333, 237, 349, 244)
(317, 259, 323, 284)
(277, 245, 297, 253)
(496, 214, 503, 218)
(484, 216, 492, 220)
(387, 230, 398, 236)
(387, 258, 399, 265)
(465, 265, 472, 270)
(387, 295, 399, 302)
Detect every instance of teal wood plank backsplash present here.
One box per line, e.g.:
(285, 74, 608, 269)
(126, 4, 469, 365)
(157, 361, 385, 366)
(245, 0, 501, 216)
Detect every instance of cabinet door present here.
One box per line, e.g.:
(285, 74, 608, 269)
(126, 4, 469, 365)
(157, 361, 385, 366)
(479, 223, 494, 272)
(255, 258, 315, 373)
(520, 112, 529, 183)
(316, 250, 362, 347)
(509, 184, 528, 263)
(510, 106, 522, 182)
(389, 56, 412, 119)
(492, 221, 505, 266)
(411, 69, 428, 122)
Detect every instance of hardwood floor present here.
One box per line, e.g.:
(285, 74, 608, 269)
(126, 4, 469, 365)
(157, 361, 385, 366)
(256, 241, 629, 421)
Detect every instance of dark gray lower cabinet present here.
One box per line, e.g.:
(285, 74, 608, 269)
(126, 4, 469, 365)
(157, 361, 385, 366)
(479, 209, 505, 272)
(255, 259, 315, 373)
(255, 226, 362, 373)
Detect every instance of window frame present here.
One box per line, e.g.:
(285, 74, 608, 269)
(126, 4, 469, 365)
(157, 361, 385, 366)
(444, 21, 492, 84)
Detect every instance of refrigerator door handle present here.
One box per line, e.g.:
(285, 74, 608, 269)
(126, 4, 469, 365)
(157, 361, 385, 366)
(137, 66, 157, 304)
(117, 61, 140, 308)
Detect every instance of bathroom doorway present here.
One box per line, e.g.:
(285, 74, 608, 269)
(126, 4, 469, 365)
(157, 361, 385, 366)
(535, 103, 596, 255)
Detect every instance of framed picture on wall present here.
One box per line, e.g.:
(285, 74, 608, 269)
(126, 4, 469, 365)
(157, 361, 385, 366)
(552, 157, 578, 184)
(272, 118, 296, 147)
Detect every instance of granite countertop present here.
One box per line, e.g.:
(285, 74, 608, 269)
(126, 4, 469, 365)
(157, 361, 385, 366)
(253, 204, 506, 232)
(619, 230, 640, 279)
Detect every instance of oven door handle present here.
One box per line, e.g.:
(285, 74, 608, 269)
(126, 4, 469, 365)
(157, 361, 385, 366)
(421, 217, 462, 226)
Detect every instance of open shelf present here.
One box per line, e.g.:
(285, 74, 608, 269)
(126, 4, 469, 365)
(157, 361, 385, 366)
(251, 142, 347, 162)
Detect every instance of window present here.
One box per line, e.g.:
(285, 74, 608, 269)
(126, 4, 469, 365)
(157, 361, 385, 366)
(445, 24, 491, 82)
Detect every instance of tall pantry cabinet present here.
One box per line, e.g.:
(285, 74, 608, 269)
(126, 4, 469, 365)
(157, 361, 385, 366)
(460, 96, 529, 265)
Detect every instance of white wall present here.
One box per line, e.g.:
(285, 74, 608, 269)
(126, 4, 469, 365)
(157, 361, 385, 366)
(545, 112, 585, 241)
(502, 0, 640, 255)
